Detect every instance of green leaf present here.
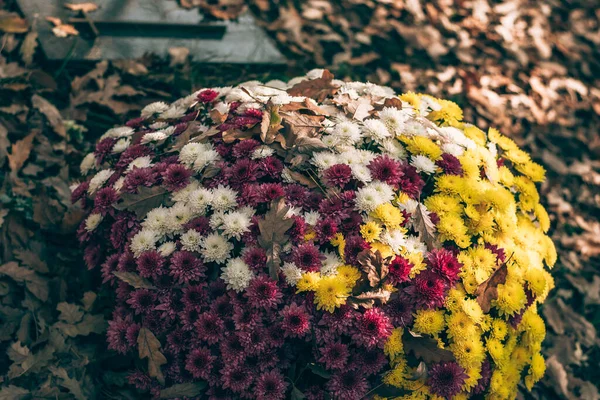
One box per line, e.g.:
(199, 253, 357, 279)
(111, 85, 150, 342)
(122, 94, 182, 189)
(138, 328, 167, 385)
(290, 386, 306, 400)
(159, 382, 207, 399)
(113, 186, 170, 219)
(307, 363, 331, 379)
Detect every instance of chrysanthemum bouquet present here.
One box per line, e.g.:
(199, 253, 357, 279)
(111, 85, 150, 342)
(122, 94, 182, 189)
(75, 70, 555, 399)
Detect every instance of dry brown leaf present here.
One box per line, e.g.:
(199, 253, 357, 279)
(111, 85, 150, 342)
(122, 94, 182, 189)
(403, 330, 456, 364)
(45, 16, 63, 26)
(0, 12, 29, 33)
(137, 328, 167, 385)
(411, 204, 439, 250)
(19, 31, 38, 66)
(114, 186, 170, 219)
(287, 70, 338, 102)
(357, 249, 391, 288)
(31, 95, 66, 138)
(64, 2, 99, 12)
(7, 131, 37, 173)
(257, 198, 295, 279)
(52, 24, 79, 38)
(474, 262, 508, 313)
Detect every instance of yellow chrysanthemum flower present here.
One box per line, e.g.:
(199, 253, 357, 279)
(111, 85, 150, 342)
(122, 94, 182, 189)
(463, 125, 487, 146)
(360, 221, 382, 243)
(450, 336, 486, 368)
(525, 353, 545, 390)
(295, 272, 321, 293)
(371, 203, 405, 229)
(314, 275, 351, 313)
(426, 97, 464, 127)
(384, 328, 404, 359)
(515, 160, 546, 182)
(491, 319, 509, 340)
(461, 298, 484, 325)
(399, 91, 421, 111)
(336, 265, 361, 288)
(413, 309, 446, 336)
(401, 135, 443, 160)
(495, 279, 527, 316)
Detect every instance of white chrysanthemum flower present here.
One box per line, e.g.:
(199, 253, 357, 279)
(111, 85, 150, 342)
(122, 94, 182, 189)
(165, 202, 192, 233)
(141, 131, 168, 144)
(210, 211, 226, 230)
(113, 177, 125, 192)
(304, 211, 320, 226)
(213, 101, 229, 114)
(380, 139, 408, 160)
(102, 126, 135, 139)
(355, 187, 385, 213)
(332, 121, 361, 145)
(285, 207, 303, 218)
(159, 106, 187, 119)
(368, 182, 395, 203)
(220, 258, 253, 292)
(141, 101, 169, 118)
(380, 229, 407, 252)
(85, 213, 103, 231)
(221, 211, 251, 240)
(350, 164, 373, 183)
(130, 229, 159, 257)
(112, 137, 131, 154)
(321, 251, 342, 275)
(403, 235, 427, 254)
(281, 262, 303, 285)
(171, 180, 200, 203)
(179, 143, 204, 166)
(362, 119, 391, 143)
(321, 134, 340, 148)
(150, 121, 168, 130)
(403, 119, 428, 137)
(188, 188, 213, 214)
(193, 149, 220, 172)
(127, 156, 153, 171)
(398, 199, 419, 215)
(211, 186, 237, 211)
(158, 241, 177, 257)
(143, 206, 170, 233)
(180, 229, 203, 252)
(281, 168, 295, 184)
(88, 169, 114, 194)
(237, 206, 256, 219)
(80, 153, 96, 175)
(311, 152, 338, 170)
(442, 142, 464, 157)
(379, 107, 408, 134)
(364, 82, 395, 98)
(439, 126, 476, 150)
(251, 146, 275, 159)
(411, 155, 437, 174)
(201, 234, 233, 264)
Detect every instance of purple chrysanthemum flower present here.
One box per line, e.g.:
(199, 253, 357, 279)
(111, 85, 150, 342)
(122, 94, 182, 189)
(436, 153, 463, 176)
(194, 311, 224, 345)
(427, 361, 469, 398)
(170, 251, 205, 284)
(246, 276, 283, 309)
(368, 156, 403, 186)
(136, 250, 165, 278)
(326, 368, 369, 400)
(281, 302, 312, 338)
(318, 341, 350, 371)
(255, 370, 288, 400)
(162, 163, 192, 192)
(352, 308, 392, 349)
(323, 164, 353, 187)
(242, 247, 267, 271)
(94, 186, 119, 213)
(126, 289, 157, 315)
(220, 363, 254, 394)
(185, 347, 215, 380)
(292, 243, 323, 272)
(181, 284, 206, 310)
(106, 317, 131, 354)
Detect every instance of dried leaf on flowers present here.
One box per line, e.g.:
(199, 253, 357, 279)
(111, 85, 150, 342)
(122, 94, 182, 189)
(113, 271, 156, 289)
(474, 262, 508, 313)
(257, 197, 295, 279)
(260, 101, 283, 144)
(357, 249, 391, 288)
(347, 288, 392, 309)
(403, 330, 456, 364)
(137, 328, 168, 385)
(64, 2, 99, 13)
(411, 204, 439, 250)
(114, 186, 170, 219)
(287, 70, 338, 102)
(159, 382, 207, 399)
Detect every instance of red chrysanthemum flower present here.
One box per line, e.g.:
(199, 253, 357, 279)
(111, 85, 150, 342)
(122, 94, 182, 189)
(383, 294, 415, 327)
(123, 167, 156, 193)
(357, 347, 387, 375)
(106, 317, 131, 354)
(232, 139, 260, 158)
(427, 248, 462, 283)
(352, 308, 392, 349)
(71, 181, 89, 204)
(258, 156, 283, 178)
(194, 311, 225, 345)
(316, 218, 338, 244)
(259, 183, 285, 203)
(185, 347, 215, 380)
(162, 163, 192, 192)
(95, 137, 117, 163)
(181, 284, 206, 310)
(427, 361, 468, 398)
(323, 164, 353, 187)
(246, 276, 283, 309)
(398, 163, 425, 199)
(242, 247, 267, 271)
(436, 153, 463, 175)
(116, 144, 151, 169)
(388, 255, 413, 284)
(197, 89, 219, 103)
(368, 156, 403, 186)
(405, 270, 447, 309)
(127, 371, 152, 391)
(285, 184, 309, 207)
(292, 243, 323, 272)
(255, 370, 289, 400)
(318, 341, 350, 371)
(93, 186, 119, 213)
(281, 303, 312, 338)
